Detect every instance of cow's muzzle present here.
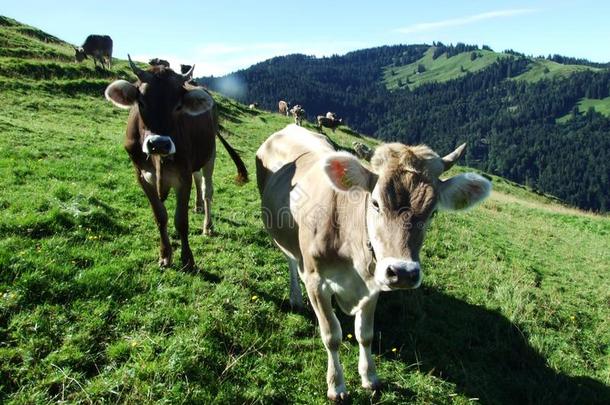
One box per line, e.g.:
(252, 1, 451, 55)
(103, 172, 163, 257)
(376, 259, 422, 290)
(142, 134, 176, 156)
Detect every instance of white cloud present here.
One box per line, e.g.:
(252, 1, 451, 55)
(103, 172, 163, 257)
(395, 8, 538, 34)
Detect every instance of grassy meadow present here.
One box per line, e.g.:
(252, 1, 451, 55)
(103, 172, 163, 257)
(1, 16, 610, 404)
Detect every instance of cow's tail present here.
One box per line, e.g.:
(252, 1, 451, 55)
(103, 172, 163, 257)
(217, 131, 248, 184)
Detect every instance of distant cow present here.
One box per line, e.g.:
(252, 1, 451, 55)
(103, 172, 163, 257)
(317, 115, 343, 132)
(352, 141, 373, 161)
(149, 58, 170, 68)
(278, 100, 289, 116)
(290, 104, 306, 126)
(325, 111, 337, 120)
(249, 103, 259, 109)
(105, 56, 248, 270)
(74, 35, 113, 69)
(256, 124, 491, 400)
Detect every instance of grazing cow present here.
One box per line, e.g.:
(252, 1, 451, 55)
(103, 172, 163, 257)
(74, 35, 113, 69)
(105, 56, 248, 270)
(317, 115, 343, 132)
(149, 58, 170, 68)
(290, 104, 306, 126)
(256, 125, 491, 400)
(249, 103, 259, 109)
(325, 111, 337, 120)
(278, 100, 290, 116)
(352, 141, 373, 161)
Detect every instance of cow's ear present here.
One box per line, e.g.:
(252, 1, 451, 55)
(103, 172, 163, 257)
(182, 88, 214, 116)
(438, 173, 491, 211)
(105, 80, 138, 109)
(323, 152, 377, 192)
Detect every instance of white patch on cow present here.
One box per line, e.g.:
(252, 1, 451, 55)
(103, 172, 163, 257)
(142, 133, 176, 156)
(374, 257, 422, 291)
(141, 169, 155, 186)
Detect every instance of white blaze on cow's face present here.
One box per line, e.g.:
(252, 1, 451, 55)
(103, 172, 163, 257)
(323, 143, 492, 291)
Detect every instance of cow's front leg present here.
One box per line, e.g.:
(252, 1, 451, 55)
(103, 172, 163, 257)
(356, 294, 381, 391)
(175, 176, 194, 270)
(201, 152, 215, 235)
(138, 175, 171, 267)
(305, 278, 347, 401)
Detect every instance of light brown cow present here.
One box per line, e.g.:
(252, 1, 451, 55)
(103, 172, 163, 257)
(278, 100, 289, 116)
(256, 124, 491, 400)
(290, 104, 306, 126)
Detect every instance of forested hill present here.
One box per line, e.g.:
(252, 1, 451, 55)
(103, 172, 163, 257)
(200, 43, 610, 212)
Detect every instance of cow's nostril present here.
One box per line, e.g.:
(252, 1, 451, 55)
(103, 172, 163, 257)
(386, 266, 399, 280)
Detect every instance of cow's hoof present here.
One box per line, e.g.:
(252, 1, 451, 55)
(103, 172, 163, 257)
(159, 257, 172, 267)
(363, 379, 383, 392)
(203, 227, 215, 236)
(327, 388, 349, 402)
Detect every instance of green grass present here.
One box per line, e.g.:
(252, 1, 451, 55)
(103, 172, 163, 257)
(1, 16, 610, 404)
(383, 47, 511, 90)
(513, 58, 599, 83)
(556, 96, 610, 123)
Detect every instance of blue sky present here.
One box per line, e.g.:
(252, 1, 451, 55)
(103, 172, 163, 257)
(2, 0, 609, 76)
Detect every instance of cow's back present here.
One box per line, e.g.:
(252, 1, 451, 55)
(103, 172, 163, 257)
(256, 125, 335, 256)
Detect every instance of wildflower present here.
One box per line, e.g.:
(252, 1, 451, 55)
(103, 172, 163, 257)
(391, 347, 397, 353)
(347, 334, 353, 340)
(251, 295, 258, 301)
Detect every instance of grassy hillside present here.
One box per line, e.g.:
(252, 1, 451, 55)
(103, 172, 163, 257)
(383, 47, 509, 90)
(557, 96, 610, 123)
(384, 47, 600, 90)
(513, 58, 600, 82)
(1, 17, 610, 404)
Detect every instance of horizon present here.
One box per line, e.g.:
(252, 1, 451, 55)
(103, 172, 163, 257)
(2, 0, 609, 76)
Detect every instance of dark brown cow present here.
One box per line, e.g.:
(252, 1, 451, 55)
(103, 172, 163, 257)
(149, 58, 170, 68)
(105, 56, 248, 270)
(74, 35, 113, 69)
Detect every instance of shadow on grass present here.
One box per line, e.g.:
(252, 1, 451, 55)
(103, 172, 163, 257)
(365, 287, 610, 404)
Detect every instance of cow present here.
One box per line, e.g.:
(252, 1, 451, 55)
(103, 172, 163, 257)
(317, 115, 343, 132)
(249, 103, 259, 110)
(104, 56, 248, 270)
(352, 141, 373, 161)
(278, 100, 290, 116)
(149, 58, 170, 68)
(290, 104, 306, 126)
(74, 35, 113, 69)
(256, 124, 491, 400)
(325, 111, 337, 120)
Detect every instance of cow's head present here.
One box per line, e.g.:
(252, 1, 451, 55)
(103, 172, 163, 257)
(104, 55, 213, 157)
(323, 143, 491, 291)
(74, 47, 86, 62)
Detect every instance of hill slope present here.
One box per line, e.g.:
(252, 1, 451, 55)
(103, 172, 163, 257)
(1, 17, 610, 404)
(202, 44, 610, 213)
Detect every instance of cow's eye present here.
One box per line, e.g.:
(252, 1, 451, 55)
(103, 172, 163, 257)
(371, 199, 380, 212)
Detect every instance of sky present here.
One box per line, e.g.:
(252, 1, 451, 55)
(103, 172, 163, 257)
(2, 1, 609, 76)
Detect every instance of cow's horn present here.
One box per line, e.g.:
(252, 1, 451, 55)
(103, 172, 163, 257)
(128, 54, 152, 82)
(442, 143, 467, 172)
(182, 64, 195, 80)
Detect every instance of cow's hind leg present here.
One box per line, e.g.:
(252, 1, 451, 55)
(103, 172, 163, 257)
(193, 170, 204, 213)
(175, 176, 194, 270)
(201, 151, 215, 235)
(138, 175, 172, 267)
(356, 294, 381, 391)
(305, 276, 348, 401)
(287, 256, 303, 310)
